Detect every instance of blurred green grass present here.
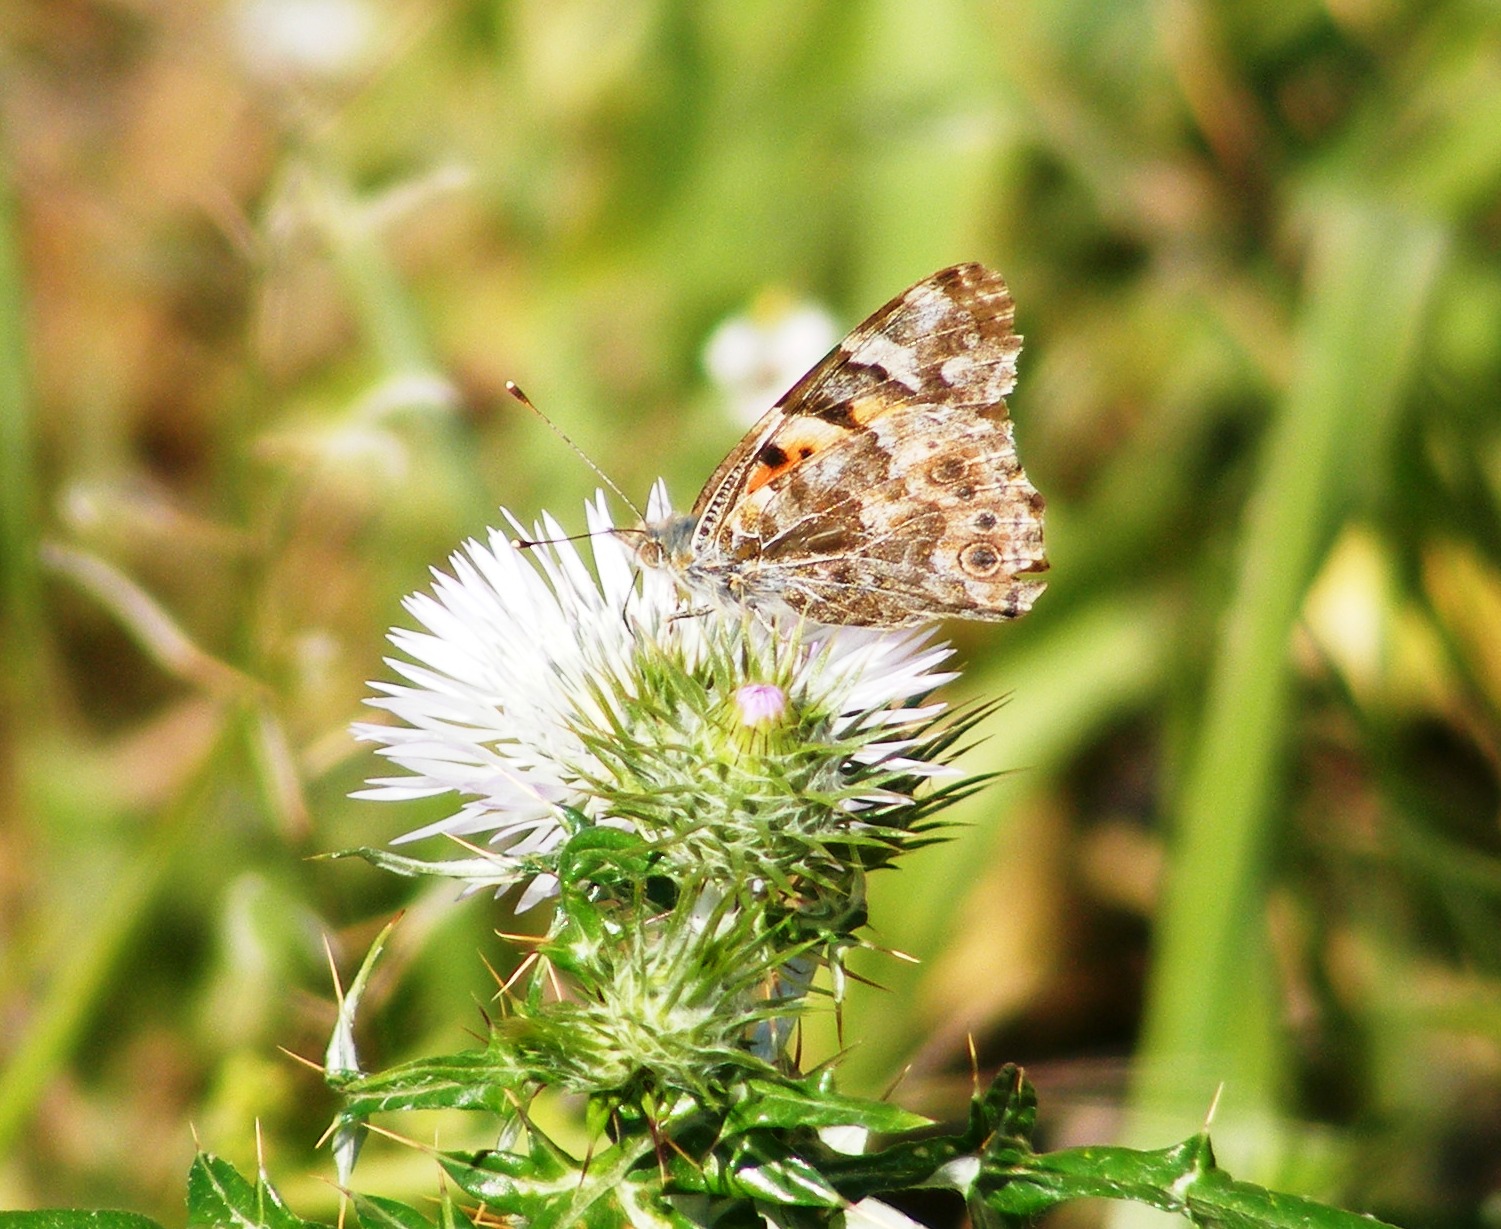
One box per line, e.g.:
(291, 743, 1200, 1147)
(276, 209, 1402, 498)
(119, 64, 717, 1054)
(2, 0, 1501, 1224)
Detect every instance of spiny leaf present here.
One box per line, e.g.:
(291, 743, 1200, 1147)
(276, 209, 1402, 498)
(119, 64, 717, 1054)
(438, 1135, 696, 1228)
(980, 1131, 1402, 1229)
(186, 1154, 327, 1229)
(722, 1076, 930, 1136)
(348, 1196, 434, 1229)
(336, 1049, 531, 1114)
(0, 1215, 164, 1229)
(320, 848, 515, 886)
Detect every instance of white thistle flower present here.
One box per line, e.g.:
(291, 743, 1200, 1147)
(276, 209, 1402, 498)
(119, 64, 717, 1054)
(353, 485, 961, 910)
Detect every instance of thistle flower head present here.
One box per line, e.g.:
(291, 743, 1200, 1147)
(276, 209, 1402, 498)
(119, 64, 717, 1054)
(733, 682, 788, 727)
(353, 485, 964, 914)
(505, 890, 810, 1099)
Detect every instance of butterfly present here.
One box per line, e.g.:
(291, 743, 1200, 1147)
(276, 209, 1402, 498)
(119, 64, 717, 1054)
(637, 263, 1047, 629)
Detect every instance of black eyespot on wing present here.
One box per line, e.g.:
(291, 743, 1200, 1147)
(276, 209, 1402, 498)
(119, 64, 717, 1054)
(928, 456, 967, 485)
(959, 542, 1002, 577)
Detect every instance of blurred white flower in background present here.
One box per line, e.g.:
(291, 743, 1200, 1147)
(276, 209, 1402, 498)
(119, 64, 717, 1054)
(704, 292, 838, 425)
(231, 0, 378, 84)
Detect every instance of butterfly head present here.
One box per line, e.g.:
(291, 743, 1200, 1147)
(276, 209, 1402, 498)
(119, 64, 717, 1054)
(631, 512, 698, 573)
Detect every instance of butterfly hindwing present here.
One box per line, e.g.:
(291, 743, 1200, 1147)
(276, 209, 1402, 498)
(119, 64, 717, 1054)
(655, 263, 1047, 628)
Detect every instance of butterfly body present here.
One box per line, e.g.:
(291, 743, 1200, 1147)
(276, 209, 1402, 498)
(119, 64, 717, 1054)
(640, 263, 1047, 629)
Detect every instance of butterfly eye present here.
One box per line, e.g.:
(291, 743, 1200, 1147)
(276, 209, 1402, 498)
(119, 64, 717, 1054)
(638, 540, 666, 567)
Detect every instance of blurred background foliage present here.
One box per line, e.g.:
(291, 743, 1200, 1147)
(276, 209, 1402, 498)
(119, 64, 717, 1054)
(1, 0, 1500, 1225)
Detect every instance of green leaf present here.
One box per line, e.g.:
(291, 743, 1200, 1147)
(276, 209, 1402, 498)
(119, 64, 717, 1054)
(185, 1154, 327, 1229)
(723, 1076, 930, 1135)
(979, 1131, 1403, 1229)
(743, 1068, 1404, 1227)
(336, 1048, 531, 1114)
(0, 1215, 163, 1229)
(327, 915, 400, 1181)
(438, 1136, 574, 1204)
(662, 1121, 842, 1207)
(349, 1196, 434, 1229)
(557, 827, 653, 890)
(320, 848, 516, 886)
(327, 916, 398, 1079)
(715, 1139, 843, 1207)
(773, 1067, 1032, 1205)
(971, 1064, 1037, 1150)
(439, 1135, 697, 1228)
(815, 1131, 973, 1202)
(431, 1199, 467, 1229)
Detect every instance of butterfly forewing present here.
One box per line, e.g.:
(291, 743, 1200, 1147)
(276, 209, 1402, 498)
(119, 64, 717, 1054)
(664, 263, 1046, 628)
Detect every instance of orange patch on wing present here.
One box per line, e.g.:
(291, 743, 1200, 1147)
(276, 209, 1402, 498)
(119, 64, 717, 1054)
(744, 418, 850, 495)
(847, 394, 889, 426)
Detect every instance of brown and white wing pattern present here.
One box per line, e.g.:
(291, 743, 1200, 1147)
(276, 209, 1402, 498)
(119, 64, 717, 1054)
(678, 264, 1047, 627)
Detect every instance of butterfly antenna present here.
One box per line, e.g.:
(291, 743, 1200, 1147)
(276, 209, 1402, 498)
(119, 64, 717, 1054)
(505, 381, 643, 521)
(511, 527, 619, 551)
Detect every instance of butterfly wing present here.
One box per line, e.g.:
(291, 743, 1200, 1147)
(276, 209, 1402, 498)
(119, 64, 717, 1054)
(688, 263, 1047, 627)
